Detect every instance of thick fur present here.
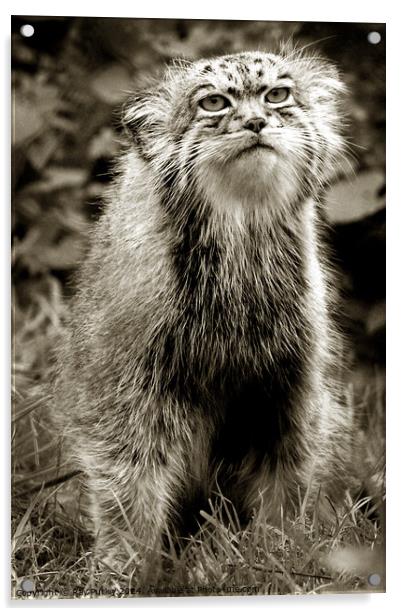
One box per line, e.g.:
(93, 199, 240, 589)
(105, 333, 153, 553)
(52, 49, 354, 566)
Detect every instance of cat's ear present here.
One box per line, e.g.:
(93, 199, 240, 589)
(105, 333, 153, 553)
(121, 90, 158, 139)
(298, 56, 348, 104)
(317, 61, 347, 96)
(312, 52, 347, 88)
(283, 45, 347, 100)
(121, 88, 168, 161)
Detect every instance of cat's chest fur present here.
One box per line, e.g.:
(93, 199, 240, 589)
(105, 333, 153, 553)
(151, 206, 312, 404)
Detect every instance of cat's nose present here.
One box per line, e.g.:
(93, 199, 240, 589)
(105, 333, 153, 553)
(244, 117, 267, 133)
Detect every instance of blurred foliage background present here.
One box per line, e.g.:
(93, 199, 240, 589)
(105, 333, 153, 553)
(11, 16, 385, 404)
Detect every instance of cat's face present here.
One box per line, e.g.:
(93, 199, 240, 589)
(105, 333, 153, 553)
(124, 50, 346, 213)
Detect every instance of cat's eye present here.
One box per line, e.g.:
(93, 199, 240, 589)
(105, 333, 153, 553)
(265, 87, 290, 104)
(199, 95, 231, 112)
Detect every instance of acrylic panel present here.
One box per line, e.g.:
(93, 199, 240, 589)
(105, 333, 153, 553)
(11, 16, 385, 599)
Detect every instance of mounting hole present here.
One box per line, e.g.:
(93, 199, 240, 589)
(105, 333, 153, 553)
(20, 24, 35, 38)
(368, 573, 381, 587)
(367, 31, 381, 45)
(20, 579, 35, 592)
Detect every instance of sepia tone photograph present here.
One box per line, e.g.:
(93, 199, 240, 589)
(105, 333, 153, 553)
(11, 15, 385, 599)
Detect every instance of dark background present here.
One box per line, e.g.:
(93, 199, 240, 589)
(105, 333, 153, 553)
(11, 17, 385, 405)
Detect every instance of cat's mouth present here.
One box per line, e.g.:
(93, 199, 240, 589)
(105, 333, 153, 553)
(237, 139, 276, 157)
(245, 143, 275, 152)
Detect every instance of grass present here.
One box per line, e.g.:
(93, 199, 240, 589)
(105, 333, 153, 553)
(11, 385, 385, 599)
(11, 275, 385, 600)
(11, 470, 385, 598)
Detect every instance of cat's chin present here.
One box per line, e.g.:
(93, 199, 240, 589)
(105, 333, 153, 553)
(226, 147, 279, 180)
(197, 157, 280, 211)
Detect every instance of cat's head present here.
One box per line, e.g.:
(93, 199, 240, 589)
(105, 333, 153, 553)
(123, 49, 347, 214)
